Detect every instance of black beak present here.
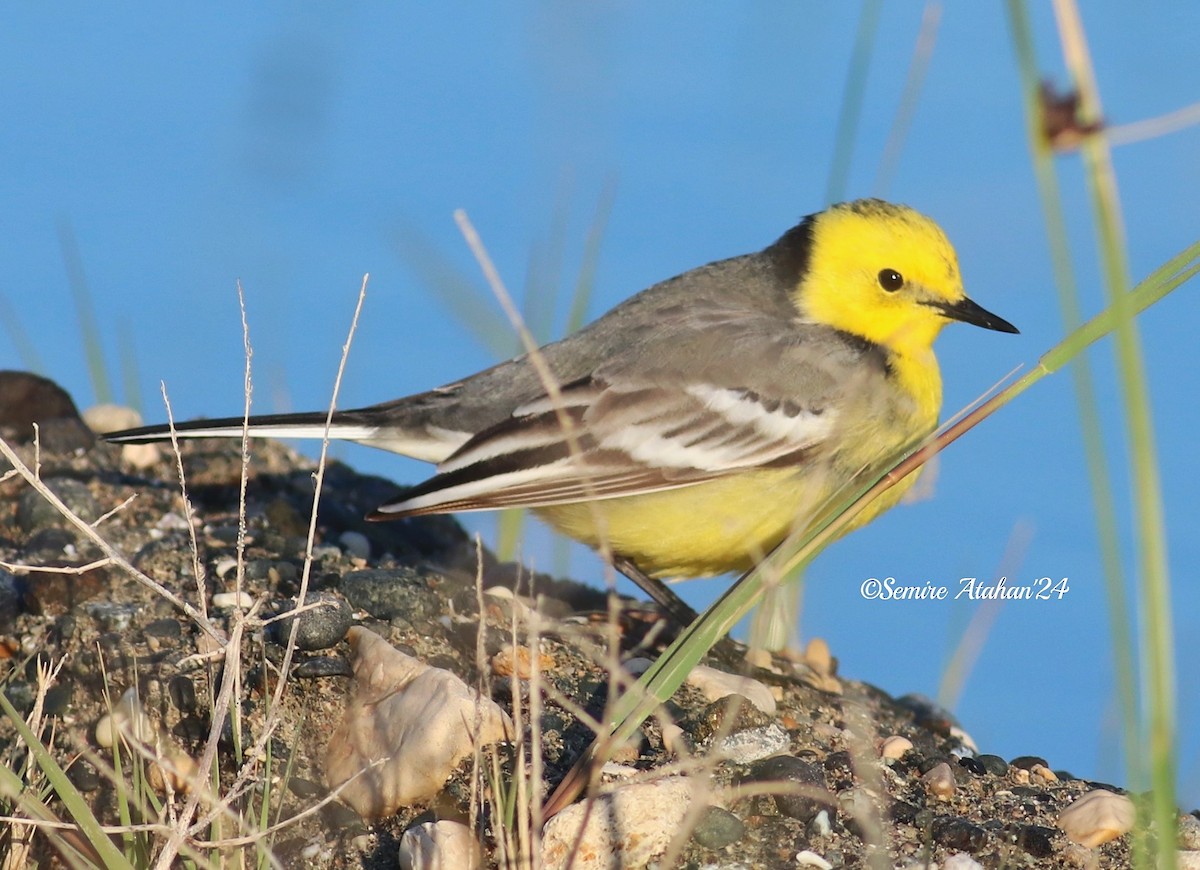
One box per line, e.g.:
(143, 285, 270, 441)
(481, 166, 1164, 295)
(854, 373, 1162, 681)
(931, 296, 1019, 334)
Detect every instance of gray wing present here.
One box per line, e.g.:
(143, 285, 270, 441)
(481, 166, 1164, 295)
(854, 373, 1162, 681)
(371, 317, 891, 517)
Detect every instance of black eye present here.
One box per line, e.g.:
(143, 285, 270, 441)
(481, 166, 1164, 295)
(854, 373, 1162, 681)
(878, 269, 904, 292)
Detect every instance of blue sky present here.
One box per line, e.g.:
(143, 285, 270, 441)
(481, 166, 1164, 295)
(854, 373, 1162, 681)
(3, 6, 1199, 803)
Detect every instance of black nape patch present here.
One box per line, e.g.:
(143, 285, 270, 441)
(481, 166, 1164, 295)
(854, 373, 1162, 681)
(767, 214, 817, 291)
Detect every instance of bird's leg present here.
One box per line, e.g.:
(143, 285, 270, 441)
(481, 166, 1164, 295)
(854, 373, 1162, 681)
(612, 556, 699, 626)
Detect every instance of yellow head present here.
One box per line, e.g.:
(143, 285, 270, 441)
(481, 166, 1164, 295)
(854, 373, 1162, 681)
(794, 199, 1017, 356)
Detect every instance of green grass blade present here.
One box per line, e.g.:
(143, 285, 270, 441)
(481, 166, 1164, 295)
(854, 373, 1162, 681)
(1005, 0, 1138, 793)
(0, 292, 46, 373)
(392, 218, 513, 359)
(564, 177, 616, 334)
(56, 220, 113, 405)
(0, 689, 134, 870)
(118, 317, 143, 413)
(826, 0, 883, 205)
(1051, 2, 1178, 860)
(873, 2, 942, 197)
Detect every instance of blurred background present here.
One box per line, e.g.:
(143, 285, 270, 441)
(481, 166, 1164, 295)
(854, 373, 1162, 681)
(2, 4, 1197, 804)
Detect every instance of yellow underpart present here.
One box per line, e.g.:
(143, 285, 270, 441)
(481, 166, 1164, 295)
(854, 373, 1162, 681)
(536, 463, 923, 579)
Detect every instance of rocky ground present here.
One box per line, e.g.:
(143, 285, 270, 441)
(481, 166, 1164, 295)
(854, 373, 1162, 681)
(0, 373, 1191, 868)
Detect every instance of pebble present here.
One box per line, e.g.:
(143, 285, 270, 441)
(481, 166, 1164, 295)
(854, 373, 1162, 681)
(144, 618, 182, 640)
(803, 637, 834, 675)
(148, 747, 197, 794)
(43, 683, 73, 717)
(661, 722, 690, 756)
(743, 755, 832, 822)
(923, 762, 957, 799)
(17, 477, 99, 530)
(243, 559, 296, 585)
(1012, 824, 1056, 858)
(154, 512, 190, 532)
(879, 735, 913, 760)
(809, 809, 832, 838)
(686, 663, 777, 715)
(287, 777, 324, 799)
(22, 565, 108, 617)
(95, 690, 155, 748)
(795, 851, 833, 870)
(81, 403, 141, 434)
(397, 820, 481, 870)
(940, 732, 976, 762)
(0, 571, 20, 631)
(621, 656, 652, 676)
(957, 756, 987, 776)
(942, 854, 984, 870)
(294, 656, 353, 678)
(212, 591, 254, 609)
(1030, 763, 1058, 782)
(320, 800, 363, 830)
(274, 591, 352, 651)
(168, 675, 196, 712)
(325, 627, 512, 818)
(686, 693, 773, 746)
(84, 602, 138, 632)
(977, 754, 1009, 776)
(932, 817, 988, 851)
(1058, 788, 1135, 847)
(21, 528, 76, 560)
(120, 442, 162, 469)
(541, 777, 695, 870)
(1178, 813, 1200, 850)
(492, 644, 555, 680)
(3, 681, 34, 715)
(50, 614, 77, 643)
(896, 693, 960, 735)
(67, 761, 101, 792)
(691, 805, 745, 849)
(339, 531, 371, 560)
(599, 762, 640, 780)
(1010, 754, 1049, 771)
(340, 568, 434, 620)
(717, 723, 790, 764)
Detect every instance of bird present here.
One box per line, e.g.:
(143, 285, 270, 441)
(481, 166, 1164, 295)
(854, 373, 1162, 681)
(105, 199, 1018, 625)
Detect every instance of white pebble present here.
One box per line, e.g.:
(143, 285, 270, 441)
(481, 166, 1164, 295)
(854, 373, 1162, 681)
(795, 850, 832, 869)
(1058, 789, 1135, 847)
(212, 591, 253, 609)
(809, 810, 832, 837)
(326, 628, 513, 818)
(155, 512, 191, 531)
(943, 854, 985, 870)
(717, 723, 789, 763)
(121, 442, 162, 469)
(398, 820, 481, 870)
(82, 404, 142, 433)
(661, 722, 690, 756)
(339, 531, 371, 559)
(542, 778, 694, 870)
(686, 664, 777, 715)
(879, 735, 914, 760)
(95, 689, 155, 748)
